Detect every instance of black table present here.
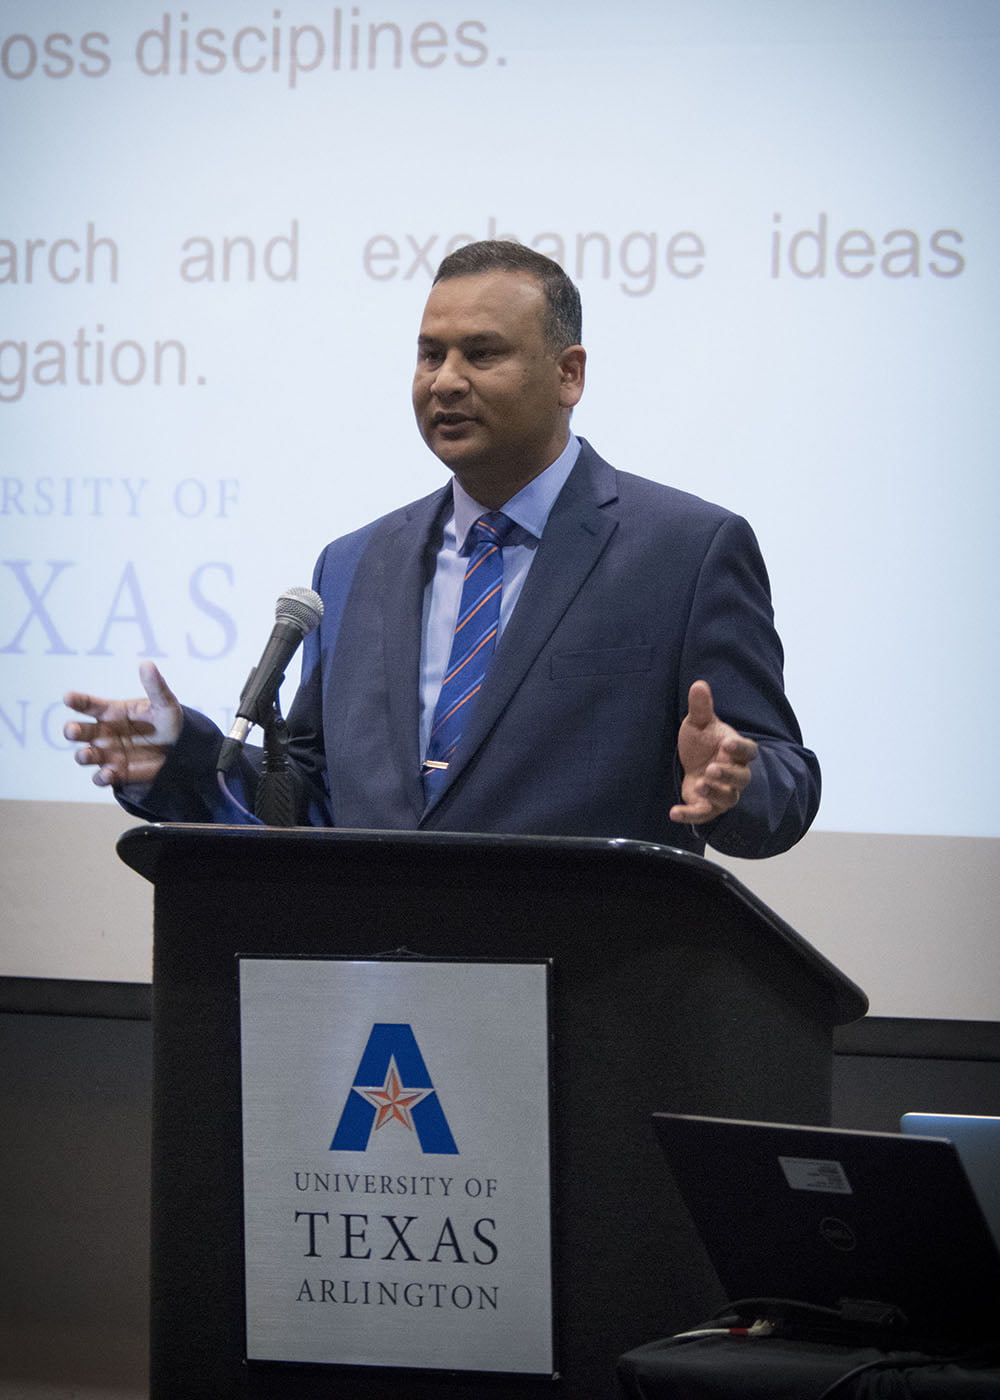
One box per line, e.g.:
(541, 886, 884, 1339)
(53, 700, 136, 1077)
(617, 1336, 1000, 1399)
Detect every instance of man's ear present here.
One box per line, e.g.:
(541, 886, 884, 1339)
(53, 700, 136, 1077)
(558, 345, 587, 408)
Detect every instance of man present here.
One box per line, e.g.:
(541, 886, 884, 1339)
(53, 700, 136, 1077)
(64, 241, 819, 857)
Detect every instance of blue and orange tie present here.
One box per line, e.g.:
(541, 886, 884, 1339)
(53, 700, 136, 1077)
(421, 511, 515, 802)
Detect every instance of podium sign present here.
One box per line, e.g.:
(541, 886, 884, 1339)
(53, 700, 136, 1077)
(239, 957, 554, 1375)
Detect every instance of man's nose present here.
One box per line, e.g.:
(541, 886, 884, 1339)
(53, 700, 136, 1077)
(431, 352, 468, 396)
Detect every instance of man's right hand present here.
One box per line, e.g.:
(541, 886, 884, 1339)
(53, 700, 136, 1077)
(63, 661, 184, 789)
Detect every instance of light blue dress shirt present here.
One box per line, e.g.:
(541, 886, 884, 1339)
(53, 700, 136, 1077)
(418, 434, 582, 760)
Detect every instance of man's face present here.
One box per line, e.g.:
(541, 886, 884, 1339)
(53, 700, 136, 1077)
(412, 269, 585, 506)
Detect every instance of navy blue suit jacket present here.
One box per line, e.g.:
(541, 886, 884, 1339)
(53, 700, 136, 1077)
(136, 440, 819, 857)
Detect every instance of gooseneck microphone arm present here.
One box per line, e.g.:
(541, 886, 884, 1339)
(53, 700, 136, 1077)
(216, 586, 324, 776)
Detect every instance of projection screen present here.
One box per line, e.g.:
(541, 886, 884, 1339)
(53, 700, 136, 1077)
(2, 0, 998, 1018)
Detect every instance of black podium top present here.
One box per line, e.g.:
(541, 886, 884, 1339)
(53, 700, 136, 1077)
(117, 824, 867, 1026)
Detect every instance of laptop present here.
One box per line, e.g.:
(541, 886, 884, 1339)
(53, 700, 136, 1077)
(901, 1113, 1000, 1251)
(652, 1112, 1000, 1350)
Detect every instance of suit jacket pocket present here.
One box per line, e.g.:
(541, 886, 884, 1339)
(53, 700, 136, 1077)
(550, 645, 652, 679)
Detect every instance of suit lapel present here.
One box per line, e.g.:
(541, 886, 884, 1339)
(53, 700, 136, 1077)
(380, 486, 451, 820)
(420, 443, 620, 818)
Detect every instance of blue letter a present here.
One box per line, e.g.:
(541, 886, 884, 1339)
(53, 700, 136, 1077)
(330, 1023, 458, 1154)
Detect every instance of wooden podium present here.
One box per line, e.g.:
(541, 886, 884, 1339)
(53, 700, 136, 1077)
(118, 825, 866, 1400)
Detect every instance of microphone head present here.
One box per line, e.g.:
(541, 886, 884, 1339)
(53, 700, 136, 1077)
(275, 586, 324, 637)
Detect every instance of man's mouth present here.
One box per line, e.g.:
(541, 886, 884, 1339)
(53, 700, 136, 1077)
(432, 412, 476, 427)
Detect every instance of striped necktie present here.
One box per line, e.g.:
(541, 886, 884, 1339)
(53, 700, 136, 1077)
(421, 511, 515, 802)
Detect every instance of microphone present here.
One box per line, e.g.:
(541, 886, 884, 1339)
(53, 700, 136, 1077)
(217, 586, 324, 773)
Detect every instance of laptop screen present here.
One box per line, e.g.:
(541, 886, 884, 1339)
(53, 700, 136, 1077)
(653, 1113, 1000, 1349)
(901, 1112, 1000, 1250)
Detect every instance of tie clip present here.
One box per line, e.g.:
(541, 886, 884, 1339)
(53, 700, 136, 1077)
(421, 759, 449, 772)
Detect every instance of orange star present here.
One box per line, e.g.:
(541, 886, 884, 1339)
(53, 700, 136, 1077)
(357, 1057, 430, 1132)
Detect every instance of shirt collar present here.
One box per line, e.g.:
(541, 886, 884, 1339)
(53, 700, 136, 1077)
(451, 435, 581, 552)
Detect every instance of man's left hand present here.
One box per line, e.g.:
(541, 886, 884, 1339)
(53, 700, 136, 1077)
(670, 679, 758, 826)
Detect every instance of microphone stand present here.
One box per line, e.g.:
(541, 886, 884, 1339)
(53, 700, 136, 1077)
(254, 699, 297, 828)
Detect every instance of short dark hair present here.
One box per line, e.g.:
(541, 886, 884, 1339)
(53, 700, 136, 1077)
(433, 240, 583, 352)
